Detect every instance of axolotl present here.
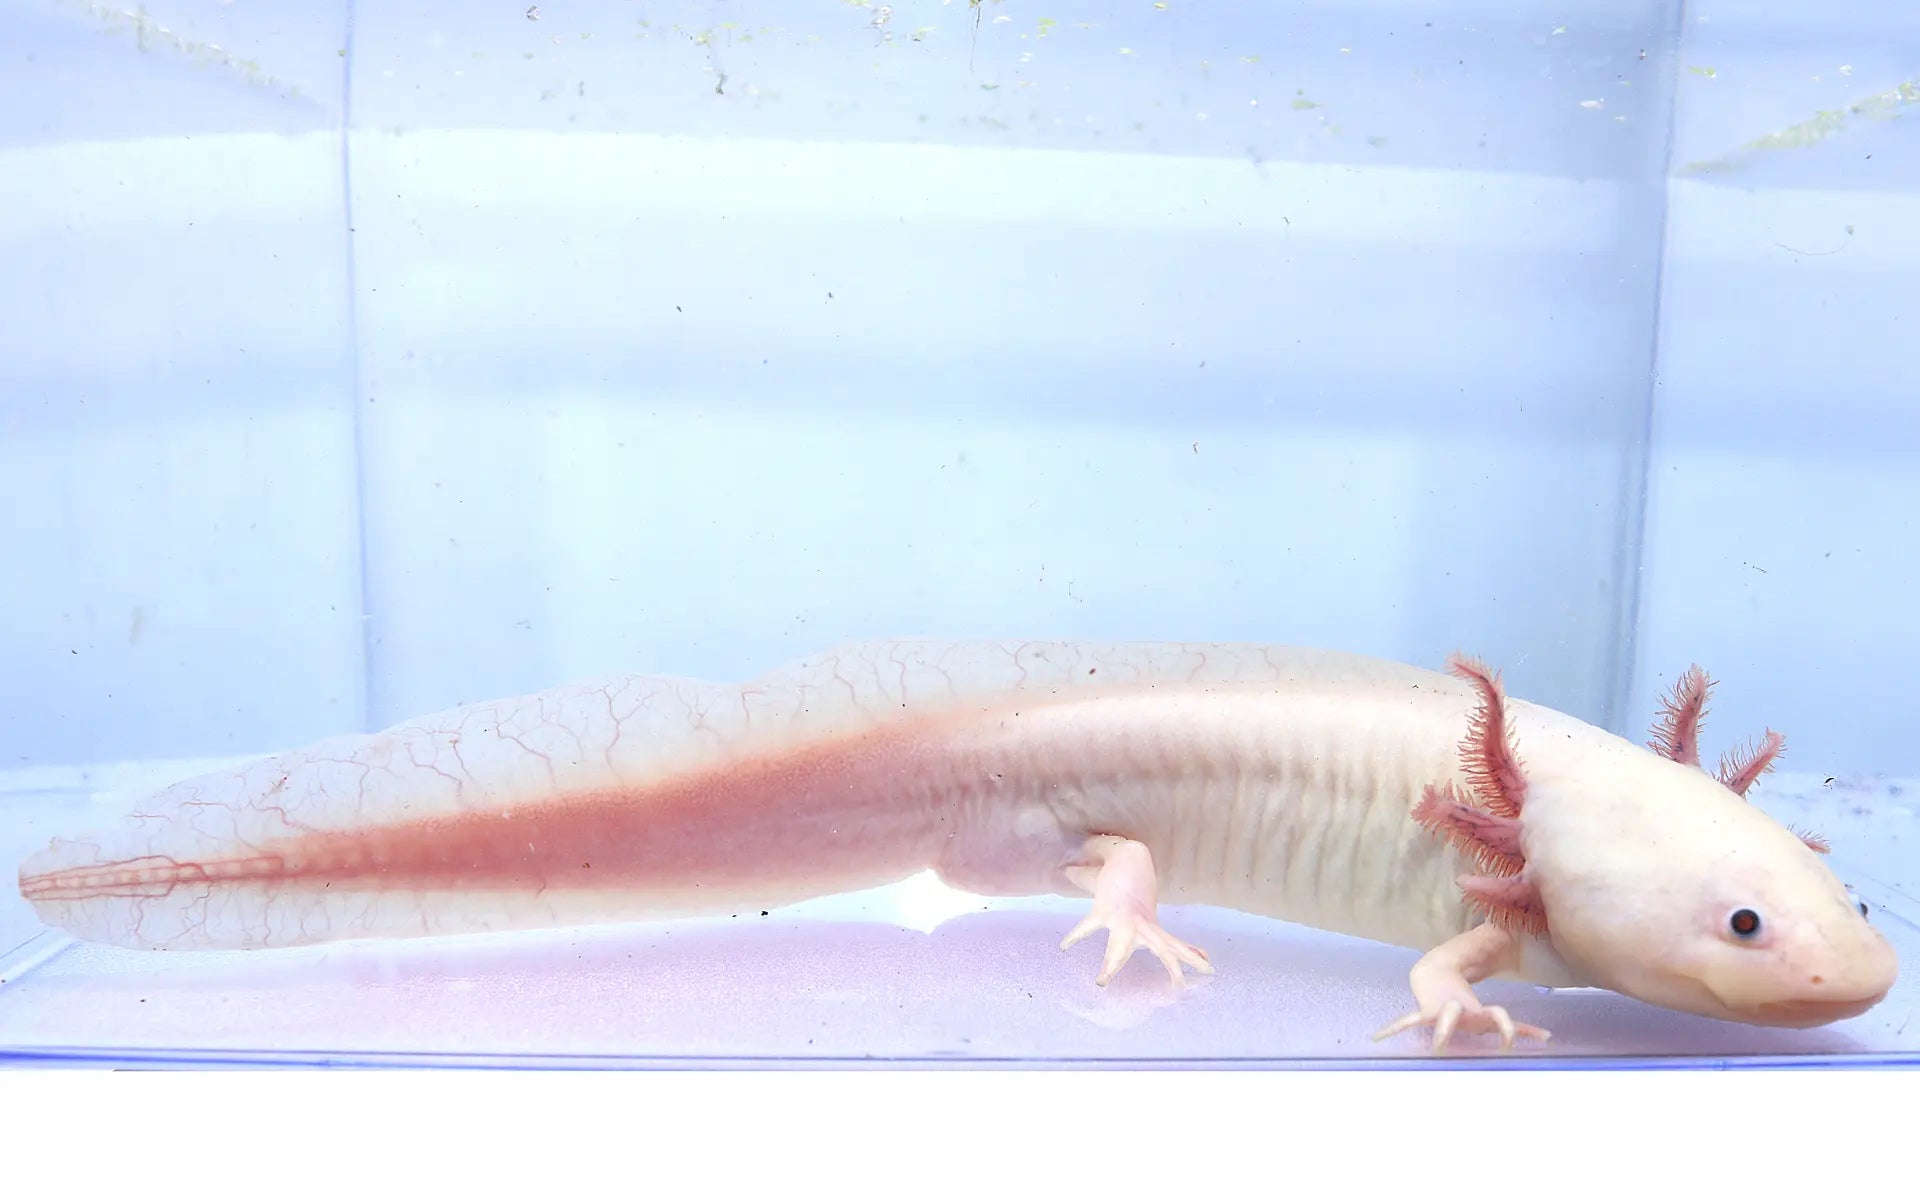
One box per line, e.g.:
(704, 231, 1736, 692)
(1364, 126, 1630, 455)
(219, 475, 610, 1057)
(17, 641, 1898, 1050)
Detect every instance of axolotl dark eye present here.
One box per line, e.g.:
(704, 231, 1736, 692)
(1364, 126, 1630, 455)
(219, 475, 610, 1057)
(1728, 908, 1762, 938)
(1847, 887, 1869, 918)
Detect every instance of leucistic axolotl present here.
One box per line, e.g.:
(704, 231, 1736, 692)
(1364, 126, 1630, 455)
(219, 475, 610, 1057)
(17, 641, 1899, 1051)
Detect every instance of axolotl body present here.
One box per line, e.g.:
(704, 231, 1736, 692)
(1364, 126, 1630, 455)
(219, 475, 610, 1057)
(18, 641, 1898, 1050)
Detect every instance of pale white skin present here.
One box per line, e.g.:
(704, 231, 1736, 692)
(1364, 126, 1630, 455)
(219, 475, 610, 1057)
(18, 640, 1899, 1051)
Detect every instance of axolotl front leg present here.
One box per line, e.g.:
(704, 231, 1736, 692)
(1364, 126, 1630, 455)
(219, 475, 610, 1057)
(1383, 655, 1561, 1052)
(1373, 922, 1553, 1051)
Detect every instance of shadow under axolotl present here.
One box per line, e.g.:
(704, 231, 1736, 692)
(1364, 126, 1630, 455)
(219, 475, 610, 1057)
(0, 903, 1899, 1063)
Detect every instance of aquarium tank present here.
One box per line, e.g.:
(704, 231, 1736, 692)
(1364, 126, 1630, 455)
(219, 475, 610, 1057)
(0, 0, 1914, 1068)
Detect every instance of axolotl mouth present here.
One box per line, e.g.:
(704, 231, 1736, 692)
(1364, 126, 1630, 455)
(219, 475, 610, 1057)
(1745, 991, 1890, 1028)
(1683, 935, 1898, 1029)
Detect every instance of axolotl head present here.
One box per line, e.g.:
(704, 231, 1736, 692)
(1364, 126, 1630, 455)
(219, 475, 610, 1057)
(1528, 753, 1898, 1028)
(1423, 658, 1897, 1030)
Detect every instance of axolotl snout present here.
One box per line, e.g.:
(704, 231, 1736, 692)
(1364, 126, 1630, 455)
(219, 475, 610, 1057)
(17, 641, 1898, 1050)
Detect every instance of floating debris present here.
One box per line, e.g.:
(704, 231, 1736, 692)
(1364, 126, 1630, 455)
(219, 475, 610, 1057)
(1681, 75, 1920, 175)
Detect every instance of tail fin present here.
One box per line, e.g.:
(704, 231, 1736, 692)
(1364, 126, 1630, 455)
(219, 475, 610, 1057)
(19, 638, 1430, 950)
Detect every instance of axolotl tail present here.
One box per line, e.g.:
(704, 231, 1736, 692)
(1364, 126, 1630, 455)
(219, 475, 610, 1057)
(16, 658, 958, 951)
(22, 639, 1428, 952)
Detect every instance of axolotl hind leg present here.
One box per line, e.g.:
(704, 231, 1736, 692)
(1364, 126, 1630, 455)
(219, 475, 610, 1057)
(1058, 835, 1214, 988)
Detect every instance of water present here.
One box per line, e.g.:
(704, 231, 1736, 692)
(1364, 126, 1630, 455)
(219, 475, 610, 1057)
(0, 0, 1914, 1067)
